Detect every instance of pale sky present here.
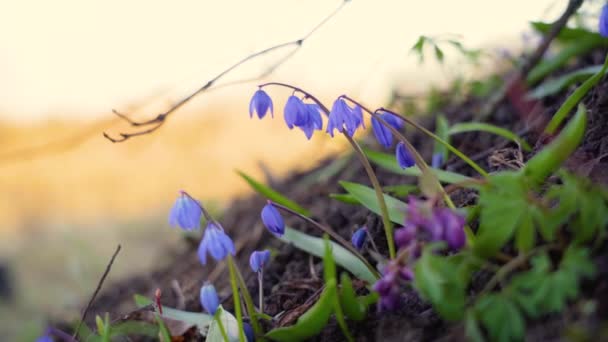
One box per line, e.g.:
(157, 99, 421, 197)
(0, 0, 562, 120)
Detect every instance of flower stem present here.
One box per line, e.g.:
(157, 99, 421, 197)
(215, 315, 230, 342)
(233, 261, 264, 337)
(227, 256, 246, 342)
(258, 271, 264, 314)
(344, 134, 396, 258)
(272, 202, 381, 279)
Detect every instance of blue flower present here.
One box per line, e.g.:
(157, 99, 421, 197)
(284, 95, 306, 129)
(351, 227, 368, 250)
(169, 191, 202, 230)
(297, 104, 323, 139)
(326, 98, 364, 137)
(600, 5, 608, 37)
(250, 250, 271, 273)
(198, 222, 235, 264)
(243, 322, 255, 342)
(395, 142, 415, 169)
(261, 202, 285, 237)
(200, 283, 220, 315)
(249, 89, 273, 119)
(36, 333, 53, 342)
(431, 153, 443, 168)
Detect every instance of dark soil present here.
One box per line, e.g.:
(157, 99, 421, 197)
(83, 47, 608, 341)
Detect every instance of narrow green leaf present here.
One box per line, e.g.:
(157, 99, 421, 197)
(338, 273, 368, 321)
(329, 193, 361, 205)
(527, 64, 603, 99)
(544, 55, 608, 134)
(530, 21, 607, 42)
(364, 148, 474, 185)
(134, 294, 213, 330)
(279, 227, 377, 283)
(433, 114, 450, 163)
(237, 170, 310, 216)
(110, 321, 158, 338)
(266, 280, 337, 341)
(339, 181, 406, 224)
(323, 237, 354, 342)
(207, 306, 240, 342)
(155, 314, 172, 342)
(448, 122, 532, 151)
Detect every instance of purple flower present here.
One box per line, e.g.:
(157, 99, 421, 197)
(373, 261, 414, 311)
(200, 283, 220, 315)
(396, 142, 415, 169)
(431, 153, 443, 168)
(249, 89, 273, 119)
(261, 202, 285, 237)
(198, 222, 236, 264)
(371, 112, 404, 148)
(250, 250, 271, 272)
(169, 191, 202, 230)
(244, 322, 255, 342)
(351, 227, 368, 250)
(394, 224, 417, 248)
(600, 4, 608, 37)
(36, 333, 53, 342)
(297, 104, 323, 139)
(326, 98, 364, 137)
(284, 95, 307, 129)
(434, 208, 466, 250)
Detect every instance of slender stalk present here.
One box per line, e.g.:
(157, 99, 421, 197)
(376, 106, 489, 178)
(233, 262, 264, 338)
(215, 315, 230, 342)
(345, 135, 395, 258)
(258, 271, 264, 314)
(227, 256, 246, 342)
(259, 82, 396, 258)
(272, 202, 381, 279)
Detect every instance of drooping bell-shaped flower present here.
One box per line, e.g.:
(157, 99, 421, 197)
(284, 95, 307, 129)
(169, 191, 203, 230)
(261, 202, 285, 237)
(297, 104, 323, 140)
(249, 89, 273, 119)
(198, 222, 236, 265)
(200, 283, 220, 315)
(372, 112, 404, 148)
(326, 98, 364, 137)
(600, 4, 608, 37)
(351, 227, 368, 250)
(395, 142, 415, 169)
(249, 249, 271, 273)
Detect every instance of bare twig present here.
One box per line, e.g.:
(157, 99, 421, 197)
(72, 244, 122, 339)
(103, 1, 350, 143)
(478, 0, 584, 119)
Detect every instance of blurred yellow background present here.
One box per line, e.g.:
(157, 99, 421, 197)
(0, 0, 567, 336)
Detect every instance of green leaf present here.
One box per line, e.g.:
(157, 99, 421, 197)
(155, 314, 172, 342)
(464, 310, 485, 342)
(530, 21, 607, 42)
(475, 294, 525, 342)
(297, 154, 352, 188)
(413, 246, 466, 320)
(364, 148, 474, 185)
(110, 321, 158, 338)
(527, 36, 608, 85)
(544, 55, 607, 135)
(339, 181, 406, 224)
(266, 280, 337, 341)
(338, 273, 368, 321)
(134, 294, 213, 330)
(448, 122, 532, 151)
(207, 306, 240, 342)
(237, 170, 310, 216)
(328, 193, 361, 205)
(434, 45, 444, 64)
(527, 64, 603, 99)
(279, 227, 377, 283)
(474, 173, 545, 256)
(410, 35, 427, 62)
(323, 236, 354, 342)
(433, 114, 450, 163)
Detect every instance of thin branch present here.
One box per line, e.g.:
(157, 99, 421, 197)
(72, 244, 122, 339)
(103, 1, 350, 143)
(478, 0, 584, 119)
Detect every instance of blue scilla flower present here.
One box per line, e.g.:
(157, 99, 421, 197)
(431, 153, 443, 168)
(243, 322, 255, 342)
(284, 95, 307, 129)
(261, 202, 285, 237)
(600, 4, 608, 37)
(249, 89, 273, 119)
(169, 191, 202, 230)
(249, 249, 271, 272)
(198, 222, 235, 265)
(351, 227, 368, 250)
(297, 104, 323, 139)
(396, 142, 415, 169)
(36, 332, 53, 342)
(326, 97, 364, 137)
(200, 283, 220, 315)
(372, 112, 404, 148)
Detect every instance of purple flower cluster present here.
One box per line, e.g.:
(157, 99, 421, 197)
(373, 197, 466, 310)
(249, 90, 367, 140)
